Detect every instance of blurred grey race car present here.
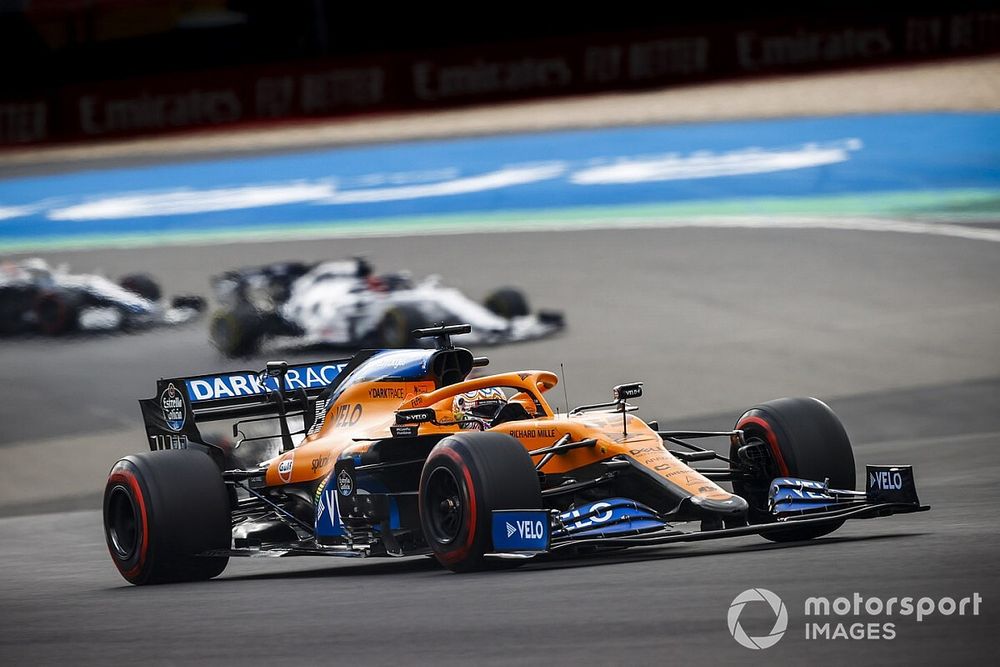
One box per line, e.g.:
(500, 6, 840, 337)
(208, 258, 564, 357)
(0, 258, 205, 336)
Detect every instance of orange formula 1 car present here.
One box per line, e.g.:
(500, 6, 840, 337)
(103, 325, 928, 584)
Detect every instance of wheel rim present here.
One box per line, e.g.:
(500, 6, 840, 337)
(424, 466, 464, 545)
(107, 485, 139, 560)
(734, 425, 781, 515)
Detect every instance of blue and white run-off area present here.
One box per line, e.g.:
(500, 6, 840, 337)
(1, 112, 998, 251)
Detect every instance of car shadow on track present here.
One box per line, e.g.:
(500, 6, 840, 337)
(518, 531, 927, 574)
(217, 555, 443, 582)
(210, 531, 925, 583)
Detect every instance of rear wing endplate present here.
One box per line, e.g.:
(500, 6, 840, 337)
(139, 359, 350, 453)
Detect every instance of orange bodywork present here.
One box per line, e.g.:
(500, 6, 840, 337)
(263, 369, 734, 503)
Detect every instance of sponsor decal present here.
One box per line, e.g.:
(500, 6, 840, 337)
(558, 498, 664, 536)
(314, 477, 345, 538)
(337, 469, 354, 496)
(507, 519, 545, 540)
(491, 510, 549, 551)
(311, 456, 329, 473)
(368, 386, 406, 400)
(562, 501, 613, 531)
(634, 453, 730, 500)
(277, 455, 294, 483)
(330, 403, 363, 428)
(870, 469, 902, 490)
(613, 382, 643, 400)
(396, 408, 435, 424)
(184, 362, 345, 402)
(390, 424, 418, 438)
(865, 465, 919, 505)
(508, 427, 558, 439)
(360, 350, 430, 377)
(160, 382, 186, 432)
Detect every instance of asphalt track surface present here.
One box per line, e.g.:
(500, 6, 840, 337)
(1, 225, 999, 665)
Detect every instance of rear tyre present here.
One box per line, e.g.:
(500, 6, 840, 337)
(419, 432, 541, 572)
(103, 450, 230, 585)
(376, 304, 426, 348)
(119, 273, 162, 302)
(484, 287, 529, 319)
(210, 308, 263, 357)
(731, 397, 855, 542)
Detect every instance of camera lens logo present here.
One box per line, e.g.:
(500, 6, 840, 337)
(727, 588, 788, 649)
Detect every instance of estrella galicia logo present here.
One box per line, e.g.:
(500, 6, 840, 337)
(337, 469, 354, 496)
(160, 383, 186, 432)
(728, 588, 788, 650)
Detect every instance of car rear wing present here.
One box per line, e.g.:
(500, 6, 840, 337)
(139, 358, 351, 455)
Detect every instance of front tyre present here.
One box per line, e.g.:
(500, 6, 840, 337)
(419, 432, 541, 572)
(103, 450, 230, 585)
(731, 397, 855, 542)
(484, 287, 529, 319)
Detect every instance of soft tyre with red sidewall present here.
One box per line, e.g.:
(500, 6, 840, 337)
(731, 397, 856, 542)
(419, 432, 541, 572)
(103, 450, 230, 585)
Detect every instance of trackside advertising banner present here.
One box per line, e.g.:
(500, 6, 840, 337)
(3, 9, 999, 145)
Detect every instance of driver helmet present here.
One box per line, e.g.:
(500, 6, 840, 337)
(20, 257, 51, 280)
(453, 387, 506, 429)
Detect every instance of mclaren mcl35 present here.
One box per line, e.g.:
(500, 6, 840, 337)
(103, 325, 927, 584)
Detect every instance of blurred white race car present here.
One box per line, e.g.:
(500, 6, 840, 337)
(0, 258, 205, 336)
(208, 258, 564, 357)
